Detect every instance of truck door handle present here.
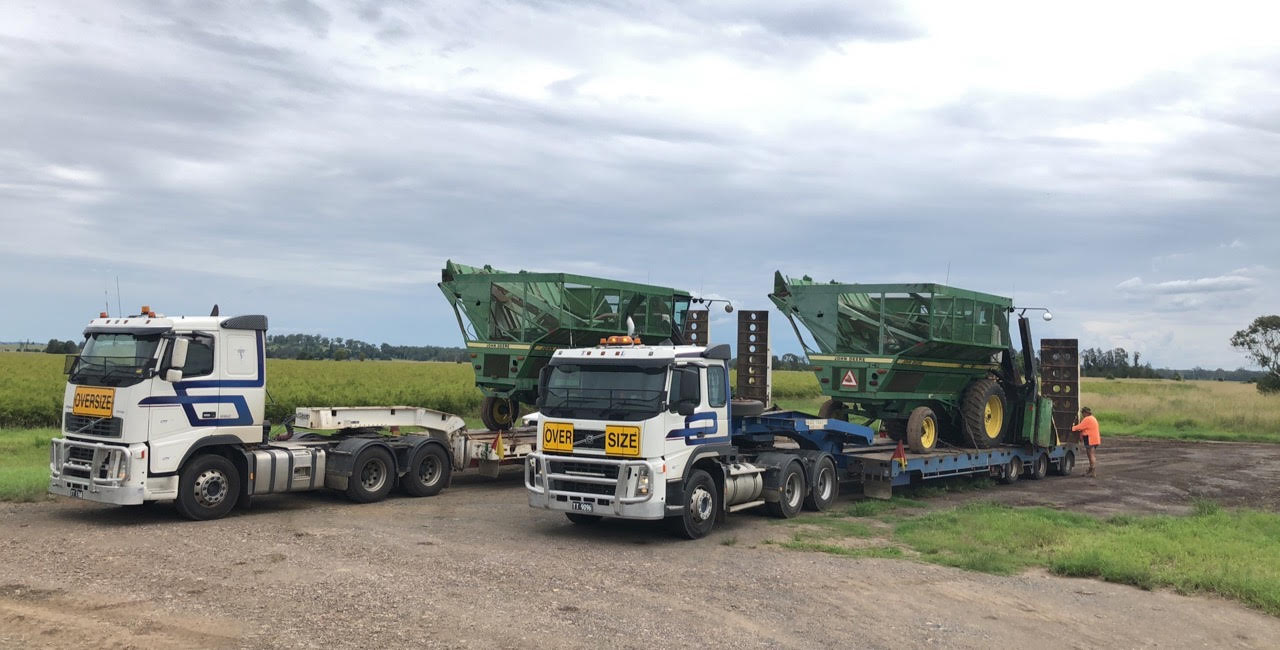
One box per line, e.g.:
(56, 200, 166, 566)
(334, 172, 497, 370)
(201, 411, 216, 418)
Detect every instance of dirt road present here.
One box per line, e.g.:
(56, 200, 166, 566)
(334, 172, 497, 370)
(3, 438, 1279, 649)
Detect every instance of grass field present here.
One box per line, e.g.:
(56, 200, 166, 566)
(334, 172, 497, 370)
(0, 428, 56, 501)
(776, 499, 1280, 616)
(1080, 378, 1280, 442)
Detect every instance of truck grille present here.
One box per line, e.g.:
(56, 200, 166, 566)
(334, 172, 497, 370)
(63, 414, 123, 438)
(548, 459, 619, 496)
(570, 429, 606, 450)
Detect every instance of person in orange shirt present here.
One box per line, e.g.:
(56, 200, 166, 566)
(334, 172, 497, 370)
(1071, 406, 1101, 477)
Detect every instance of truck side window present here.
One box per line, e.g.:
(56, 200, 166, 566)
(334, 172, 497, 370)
(707, 366, 727, 407)
(183, 335, 215, 377)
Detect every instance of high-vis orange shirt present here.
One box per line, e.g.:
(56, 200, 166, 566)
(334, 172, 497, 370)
(1072, 415, 1100, 445)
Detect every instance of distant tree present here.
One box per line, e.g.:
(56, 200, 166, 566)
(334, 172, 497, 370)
(45, 338, 61, 354)
(1231, 316, 1280, 393)
(334, 348, 350, 361)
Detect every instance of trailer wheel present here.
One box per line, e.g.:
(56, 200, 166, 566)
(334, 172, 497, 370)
(345, 446, 395, 503)
(401, 444, 451, 497)
(803, 457, 838, 511)
(565, 513, 602, 525)
(906, 406, 940, 453)
(481, 396, 519, 431)
(1054, 450, 1076, 476)
(1028, 453, 1049, 480)
(766, 462, 806, 519)
(817, 399, 848, 422)
(668, 469, 719, 539)
(999, 456, 1022, 484)
(961, 378, 1007, 448)
(175, 454, 240, 521)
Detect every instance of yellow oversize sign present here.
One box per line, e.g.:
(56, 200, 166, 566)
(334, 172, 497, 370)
(542, 422, 574, 453)
(72, 386, 115, 417)
(604, 425, 640, 457)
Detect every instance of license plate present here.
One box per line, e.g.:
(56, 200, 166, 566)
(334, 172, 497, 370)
(69, 487, 84, 498)
(542, 422, 574, 453)
(604, 425, 641, 457)
(571, 501, 594, 512)
(72, 386, 115, 417)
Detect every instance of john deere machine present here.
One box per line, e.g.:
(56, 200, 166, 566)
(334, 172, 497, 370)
(439, 261, 695, 430)
(770, 272, 1066, 453)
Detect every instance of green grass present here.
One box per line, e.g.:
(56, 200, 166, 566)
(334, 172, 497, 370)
(0, 428, 56, 502)
(777, 499, 1280, 616)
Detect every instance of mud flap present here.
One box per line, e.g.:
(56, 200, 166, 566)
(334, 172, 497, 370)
(477, 459, 501, 478)
(862, 473, 893, 500)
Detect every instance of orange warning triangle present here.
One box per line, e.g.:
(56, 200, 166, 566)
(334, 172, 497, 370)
(841, 369, 858, 388)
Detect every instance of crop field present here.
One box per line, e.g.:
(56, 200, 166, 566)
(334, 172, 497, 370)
(1081, 378, 1280, 442)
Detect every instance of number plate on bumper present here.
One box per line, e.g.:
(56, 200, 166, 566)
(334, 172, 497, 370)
(570, 501, 594, 512)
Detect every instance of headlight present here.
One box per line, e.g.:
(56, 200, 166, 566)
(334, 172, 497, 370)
(636, 465, 651, 496)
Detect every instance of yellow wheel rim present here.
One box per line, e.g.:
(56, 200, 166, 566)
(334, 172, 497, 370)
(984, 395, 1003, 439)
(920, 417, 937, 448)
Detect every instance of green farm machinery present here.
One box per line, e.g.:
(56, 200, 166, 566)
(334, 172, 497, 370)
(770, 272, 1064, 453)
(439, 261, 695, 430)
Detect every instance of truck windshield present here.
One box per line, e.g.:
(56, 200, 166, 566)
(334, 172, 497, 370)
(70, 333, 162, 387)
(541, 363, 666, 422)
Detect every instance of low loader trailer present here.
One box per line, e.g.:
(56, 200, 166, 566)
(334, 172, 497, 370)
(526, 310, 1080, 539)
(49, 306, 533, 520)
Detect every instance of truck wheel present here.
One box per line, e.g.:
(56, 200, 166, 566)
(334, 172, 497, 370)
(1028, 453, 1049, 480)
(999, 456, 1022, 484)
(668, 469, 718, 539)
(1054, 450, 1076, 476)
(481, 396, 519, 431)
(906, 406, 939, 453)
(961, 378, 1007, 448)
(882, 419, 906, 442)
(817, 399, 848, 421)
(175, 454, 240, 521)
(401, 444, 451, 497)
(803, 457, 838, 511)
(345, 446, 395, 503)
(766, 462, 806, 519)
(565, 513, 602, 525)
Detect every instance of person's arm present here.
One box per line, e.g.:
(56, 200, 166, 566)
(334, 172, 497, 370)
(1071, 421, 1085, 432)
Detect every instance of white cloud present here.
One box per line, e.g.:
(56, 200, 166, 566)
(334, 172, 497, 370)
(1116, 274, 1258, 295)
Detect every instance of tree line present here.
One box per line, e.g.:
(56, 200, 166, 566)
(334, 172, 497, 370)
(265, 333, 468, 362)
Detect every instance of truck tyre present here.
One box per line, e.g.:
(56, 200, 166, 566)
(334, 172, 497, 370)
(999, 456, 1022, 484)
(906, 406, 940, 453)
(766, 462, 806, 519)
(345, 446, 395, 503)
(803, 457, 838, 511)
(175, 454, 240, 521)
(401, 444, 451, 497)
(565, 513, 602, 525)
(961, 378, 1007, 448)
(668, 469, 719, 539)
(1054, 450, 1076, 476)
(481, 396, 519, 431)
(882, 419, 906, 442)
(1028, 453, 1049, 480)
(817, 399, 848, 421)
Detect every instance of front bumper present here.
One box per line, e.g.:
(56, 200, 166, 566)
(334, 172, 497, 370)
(526, 452, 668, 520)
(48, 439, 170, 505)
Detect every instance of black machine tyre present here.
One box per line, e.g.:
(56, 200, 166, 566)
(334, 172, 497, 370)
(668, 469, 719, 540)
(1028, 453, 1049, 480)
(565, 513, 603, 525)
(803, 457, 838, 511)
(731, 399, 766, 417)
(1054, 450, 1076, 476)
(175, 453, 240, 521)
(401, 444, 451, 497)
(905, 406, 940, 453)
(961, 378, 1008, 448)
(480, 396, 520, 431)
(817, 399, 848, 421)
(345, 446, 396, 503)
(882, 419, 907, 442)
(999, 456, 1023, 484)
(766, 462, 806, 519)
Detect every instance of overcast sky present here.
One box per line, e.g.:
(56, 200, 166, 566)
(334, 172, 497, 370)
(2, 0, 1277, 368)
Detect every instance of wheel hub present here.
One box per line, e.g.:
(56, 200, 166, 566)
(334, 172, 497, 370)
(361, 459, 386, 492)
(689, 487, 713, 522)
(193, 469, 228, 508)
(419, 456, 439, 484)
(983, 395, 1003, 438)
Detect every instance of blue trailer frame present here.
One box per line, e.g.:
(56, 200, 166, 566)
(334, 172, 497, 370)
(731, 410, 1079, 500)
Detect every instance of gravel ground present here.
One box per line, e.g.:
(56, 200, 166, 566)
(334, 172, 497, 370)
(3, 437, 1279, 649)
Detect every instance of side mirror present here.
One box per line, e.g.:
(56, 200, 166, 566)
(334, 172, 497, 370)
(170, 337, 189, 370)
(678, 368, 700, 403)
(63, 354, 77, 374)
(536, 366, 551, 408)
(165, 368, 184, 382)
(677, 401, 696, 416)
